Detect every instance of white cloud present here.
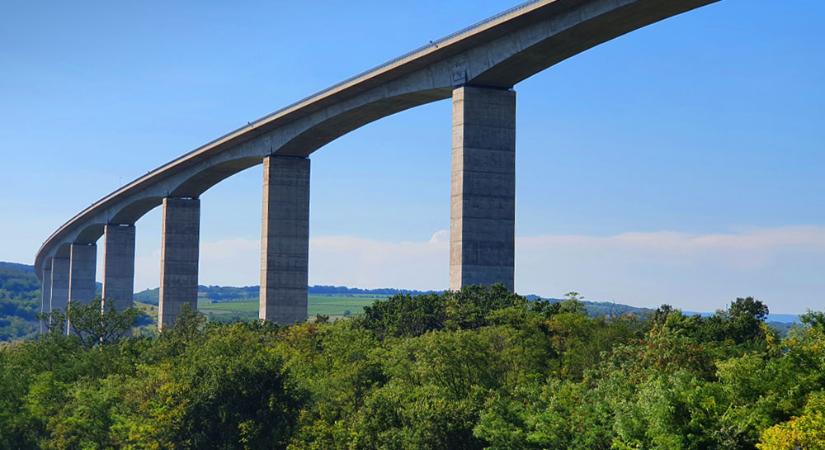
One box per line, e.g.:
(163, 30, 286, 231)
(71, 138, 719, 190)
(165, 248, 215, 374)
(514, 226, 825, 312)
(309, 231, 448, 290)
(132, 226, 825, 313)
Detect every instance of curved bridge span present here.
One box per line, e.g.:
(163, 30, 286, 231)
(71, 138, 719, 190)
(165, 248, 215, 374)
(35, 0, 718, 329)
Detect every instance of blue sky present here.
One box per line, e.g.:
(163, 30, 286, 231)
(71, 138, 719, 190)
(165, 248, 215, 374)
(1, 0, 824, 313)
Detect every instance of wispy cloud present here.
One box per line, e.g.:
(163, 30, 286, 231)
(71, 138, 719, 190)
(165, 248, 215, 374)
(132, 226, 825, 313)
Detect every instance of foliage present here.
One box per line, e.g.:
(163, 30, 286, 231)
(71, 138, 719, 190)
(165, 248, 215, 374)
(0, 262, 40, 340)
(41, 298, 143, 348)
(360, 284, 553, 338)
(801, 310, 825, 332)
(0, 286, 823, 449)
(758, 392, 825, 449)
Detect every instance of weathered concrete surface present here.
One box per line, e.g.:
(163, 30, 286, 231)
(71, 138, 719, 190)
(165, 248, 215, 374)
(158, 198, 200, 330)
(40, 266, 52, 333)
(67, 243, 97, 334)
(69, 243, 97, 305)
(260, 156, 310, 324)
(50, 258, 70, 312)
(49, 257, 70, 331)
(102, 224, 136, 311)
(450, 86, 516, 291)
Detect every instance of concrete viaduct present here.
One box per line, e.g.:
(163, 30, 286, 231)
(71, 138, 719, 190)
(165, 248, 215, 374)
(35, 0, 717, 330)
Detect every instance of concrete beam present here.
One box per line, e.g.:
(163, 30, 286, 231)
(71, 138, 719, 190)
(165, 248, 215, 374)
(450, 85, 516, 291)
(260, 156, 310, 324)
(158, 197, 200, 330)
(40, 265, 52, 334)
(102, 224, 136, 311)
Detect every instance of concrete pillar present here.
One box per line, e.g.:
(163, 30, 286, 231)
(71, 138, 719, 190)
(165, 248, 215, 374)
(260, 156, 310, 324)
(49, 257, 70, 329)
(50, 257, 70, 312)
(159, 197, 200, 330)
(102, 224, 136, 311)
(69, 243, 97, 305)
(40, 265, 52, 333)
(67, 243, 97, 334)
(450, 85, 516, 291)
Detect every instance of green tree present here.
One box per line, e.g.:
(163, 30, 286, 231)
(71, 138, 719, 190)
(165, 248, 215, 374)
(39, 298, 142, 348)
(114, 322, 303, 449)
(701, 297, 771, 345)
(361, 292, 446, 338)
(758, 392, 825, 449)
(2, 286, 824, 449)
(801, 310, 825, 332)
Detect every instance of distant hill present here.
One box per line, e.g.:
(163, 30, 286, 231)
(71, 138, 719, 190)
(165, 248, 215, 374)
(0, 262, 40, 340)
(0, 261, 36, 273)
(766, 314, 802, 323)
(0, 260, 807, 341)
(132, 286, 810, 334)
(684, 310, 800, 324)
(523, 295, 655, 318)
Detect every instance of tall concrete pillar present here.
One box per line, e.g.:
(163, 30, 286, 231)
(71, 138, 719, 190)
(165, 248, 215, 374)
(67, 243, 97, 334)
(40, 265, 52, 333)
(50, 257, 70, 329)
(69, 243, 97, 305)
(260, 156, 310, 324)
(102, 224, 136, 311)
(450, 85, 516, 291)
(159, 197, 200, 330)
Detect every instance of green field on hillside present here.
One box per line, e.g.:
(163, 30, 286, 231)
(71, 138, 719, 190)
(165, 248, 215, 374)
(136, 294, 386, 324)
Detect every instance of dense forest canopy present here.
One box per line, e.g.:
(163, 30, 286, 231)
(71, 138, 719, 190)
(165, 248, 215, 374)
(0, 262, 40, 340)
(1, 286, 823, 449)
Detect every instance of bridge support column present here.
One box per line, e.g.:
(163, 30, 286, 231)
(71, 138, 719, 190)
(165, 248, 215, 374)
(69, 243, 97, 305)
(40, 265, 52, 333)
(50, 257, 70, 329)
(102, 224, 136, 311)
(68, 243, 97, 333)
(159, 197, 200, 330)
(260, 156, 310, 324)
(450, 85, 516, 291)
